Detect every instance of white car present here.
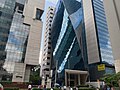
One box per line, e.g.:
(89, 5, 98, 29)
(0, 84, 3, 90)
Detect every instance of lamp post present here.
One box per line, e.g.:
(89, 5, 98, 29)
(67, 56, 73, 86)
(42, 75, 45, 86)
(54, 60, 58, 87)
(67, 56, 73, 69)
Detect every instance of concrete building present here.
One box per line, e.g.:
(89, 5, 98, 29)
(41, 6, 55, 87)
(103, 0, 120, 73)
(0, 0, 45, 82)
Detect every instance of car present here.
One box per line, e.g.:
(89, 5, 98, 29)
(0, 84, 3, 90)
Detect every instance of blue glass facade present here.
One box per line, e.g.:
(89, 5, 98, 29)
(93, 0, 114, 65)
(0, 0, 30, 81)
(51, 0, 87, 85)
(51, 0, 115, 82)
(89, 0, 115, 81)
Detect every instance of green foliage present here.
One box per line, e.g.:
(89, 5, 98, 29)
(32, 88, 42, 90)
(29, 68, 41, 85)
(32, 88, 60, 90)
(53, 88, 60, 90)
(78, 87, 95, 90)
(77, 85, 89, 88)
(4, 87, 19, 90)
(100, 72, 120, 87)
(0, 81, 12, 85)
(46, 88, 51, 90)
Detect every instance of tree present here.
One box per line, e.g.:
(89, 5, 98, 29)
(29, 67, 42, 85)
(100, 72, 120, 87)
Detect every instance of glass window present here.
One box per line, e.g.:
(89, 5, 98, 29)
(36, 8, 43, 20)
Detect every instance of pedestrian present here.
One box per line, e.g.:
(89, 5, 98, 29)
(103, 84, 107, 90)
(38, 85, 40, 88)
(0, 84, 3, 90)
(43, 85, 46, 90)
(28, 84, 32, 90)
(63, 85, 66, 90)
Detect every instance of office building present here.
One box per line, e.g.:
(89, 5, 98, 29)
(104, 0, 120, 73)
(41, 6, 55, 85)
(51, 0, 115, 84)
(0, 0, 45, 82)
(83, 0, 115, 81)
(51, 0, 88, 86)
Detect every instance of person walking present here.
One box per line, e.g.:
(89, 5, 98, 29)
(28, 84, 32, 90)
(0, 84, 3, 90)
(43, 85, 46, 90)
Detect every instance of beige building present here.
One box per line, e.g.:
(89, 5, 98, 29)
(41, 6, 55, 87)
(83, 0, 100, 64)
(82, 0, 115, 81)
(11, 0, 45, 82)
(104, 0, 120, 73)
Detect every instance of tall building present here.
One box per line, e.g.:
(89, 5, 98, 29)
(0, 0, 45, 82)
(41, 6, 55, 83)
(51, 0, 115, 84)
(83, 0, 115, 81)
(103, 0, 120, 73)
(51, 0, 88, 86)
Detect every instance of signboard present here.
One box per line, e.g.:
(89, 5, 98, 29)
(98, 64, 105, 71)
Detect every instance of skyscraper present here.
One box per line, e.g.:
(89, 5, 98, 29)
(41, 6, 55, 86)
(83, 0, 115, 81)
(51, 0, 115, 84)
(51, 0, 87, 86)
(0, 0, 45, 82)
(104, 0, 120, 73)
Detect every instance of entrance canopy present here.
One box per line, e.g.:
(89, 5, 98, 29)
(65, 69, 88, 87)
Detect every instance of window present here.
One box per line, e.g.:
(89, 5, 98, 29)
(49, 37, 51, 40)
(49, 33, 51, 35)
(48, 47, 51, 49)
(49, 28, 51, 31)
(0, 11, 2, 16)
(44, 68, 49, 71)
(15, 3, 24, 14)
(48, 42, 51, 44)
(36, 8, 43, 20)
(47, 57, 50, 59)
(46, 75, 49, 77)
(47, 62, 50, 65)
(48, 52, 51, 54)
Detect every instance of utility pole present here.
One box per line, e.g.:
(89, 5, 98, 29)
(55, 60, 58, 87)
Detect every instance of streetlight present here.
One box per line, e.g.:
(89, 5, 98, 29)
(67, 56, 73, 69)
(67, 56, 73, 86)
(54, 60, 58, 87)
(42, 75, 45, 86)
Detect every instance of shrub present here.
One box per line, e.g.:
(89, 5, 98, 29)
(78, 87, 95, 90)
(4, 87, 19, 90)
(32, 88, 42, 90)
(77, 85, 89, 88)
(46, 88, 51, 90)
(0, 81, 12, 85)
(53, 88, 60, 90)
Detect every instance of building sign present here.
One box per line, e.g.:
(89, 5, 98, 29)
(98, 64, 105, 71)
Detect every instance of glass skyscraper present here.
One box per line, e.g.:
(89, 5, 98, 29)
(51, 0, 115, 84)
(51, 0, 87, 85)
(93, 0, 114, 65)
(0, 0, 16, 81)
(88, 0, 115, 81)
(0, 0, 45, 82)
